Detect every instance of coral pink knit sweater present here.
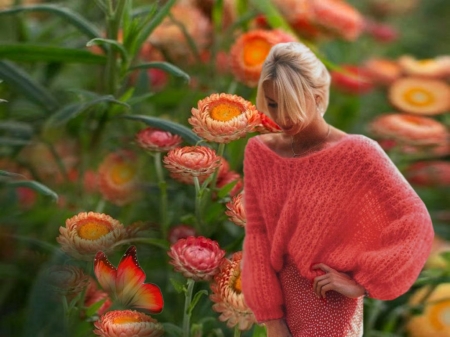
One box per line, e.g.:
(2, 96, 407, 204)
(241, 133, 434, 323)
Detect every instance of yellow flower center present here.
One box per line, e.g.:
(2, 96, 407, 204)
(78, 221, 111, 240)
(110, 163, 136, 185)
(231, 268, 242, 294)
(403, 88, 434, 107)
(210, 103, 242, 122)
(243, 38, 272, 67)
(429, 299, 450, 330)
(418, 59, 434, 67)
(112, 314, 143, 324)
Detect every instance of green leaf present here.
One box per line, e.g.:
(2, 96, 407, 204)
(6, 180, 58, 201)
(46, 95, 130, 127)
(0, 136, 31, 146)
(135, 0, 176, 51)
(111, 237, 170, 250)
(0, 61, 59, 112)
(217, 180, 239, 199)
(0, 4, 100, 39)
(0, 44, 106, 64)
(252, 324, 267, 337)
(0, 170, 26, 179)
(188, 290, 208, 315)
(85, 298, 106, 318)
(212, 0, 224, 32)
(170, 278, 186, 294)
(123, 115, 202, 145)
(250, 0, 294, 33)
(0, 121, 33, 135)
(86, 38, 128, 64)
(127, 92, 155, 106)
(161, 323, 182, 337)
(129, 62, 190, 83)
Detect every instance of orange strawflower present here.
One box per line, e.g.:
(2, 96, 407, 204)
(368, 113, 448, 146)
(189, 93, 260, 143)
(230, 29, 297, 87)
(363, 58, 402, 85)
(94, 310, 164, 337)
(389, 77, 450, 115)
(398, 55, 450, 79)
(136, 127, 182, 152)
(57, 212, 126, 260)
(406, 283, 450, 337)
(254, 111, 283, 134)
(98, 151, 140, 206)
(163, 146, 221, 185)
(210, 251, 257, 330)
(405, 161, 450, 187)
(225, 192, 246, 227)
(331, 65, 374, 95)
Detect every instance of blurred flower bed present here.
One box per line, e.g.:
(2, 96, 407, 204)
(0, 0, 449, 336)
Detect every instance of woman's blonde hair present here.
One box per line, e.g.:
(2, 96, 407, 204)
(256, 42, 331, 129)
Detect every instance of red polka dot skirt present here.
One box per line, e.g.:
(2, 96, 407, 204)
(278, 257, 364, 337)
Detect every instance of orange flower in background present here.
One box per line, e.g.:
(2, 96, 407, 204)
(168, 236, 225, 281)
(148, 4, 211, 63)
(424, 236, 450, 270)
(369, 0, 420, 16)
(163, 146, 221, 184)
(230, 29, 296, 87)
(94, 310, 164, 337)
(406, 283, 450, 337)
(311, 0, 364, 41)
(225, 192, 246, 227)
(363, 20, 399, 43)
(98, 151, 140, 206)
(44, 265, 90, 298)
(189, 93, 260, 143)
(389, 77, 450, 115)
(363, 58, 402, 85)
(94, 246, 164, 313)
(331, 65, 374, 95)
(376, 138, 450, 158)
(136, 127, 183, 152)
(57, 212, 126, 260)
(405, 161, 450, 187)
(368, 113, 448, 146)
(210, 251, 257, 330)
(398, 55, 450, 79)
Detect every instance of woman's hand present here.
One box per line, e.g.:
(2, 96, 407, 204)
(264, 319, 292, 337)
(312, 263, 365, 299)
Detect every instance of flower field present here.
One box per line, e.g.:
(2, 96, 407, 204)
(0, 0, 449, 336)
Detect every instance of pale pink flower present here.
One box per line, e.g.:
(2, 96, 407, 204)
(163, 146, 221, 184)
(168, 236, 225, 281)
(57, 212, 126, 260)
(225, 192, 246, 227)
(45, 265, 90, 297)
(136, 127, 182, 152)
(94, 310, 164, 337)
(98, 151, 140, 206)
(210, 251, 256, 330)
(189, 93, 260, 143)
(84, 278, 112, 316)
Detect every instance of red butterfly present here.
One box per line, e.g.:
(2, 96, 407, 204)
(94, 246, 163, 313)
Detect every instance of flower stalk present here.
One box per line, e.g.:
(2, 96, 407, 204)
(183, 278, 195, 337)
(154, 152, 169, 238)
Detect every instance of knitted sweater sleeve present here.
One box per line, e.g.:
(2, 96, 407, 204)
(351, 139, 434, 301)
(241, 140, 285, 323)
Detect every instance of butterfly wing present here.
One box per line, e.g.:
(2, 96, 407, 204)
(116, 246, 164, 313)
(94, 251, 117, 295)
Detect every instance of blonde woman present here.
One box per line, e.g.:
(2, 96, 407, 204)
(241, 42, 434, 337)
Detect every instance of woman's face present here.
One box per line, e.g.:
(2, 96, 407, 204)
(263, 80, 315, 136)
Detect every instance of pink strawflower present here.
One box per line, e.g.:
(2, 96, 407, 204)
(210, 251, 257, 330)
(163, 146, 221, 185)
(94, 310, 164, 337)
(225, 192, 246, 227)
(136, 127, 182, 152)
(331, 65, 374, 95)
(84, 278, 112, 316)
(57, 212, 126, 260)
(168, 236, 225, 281)
(168, 224, 197, 244)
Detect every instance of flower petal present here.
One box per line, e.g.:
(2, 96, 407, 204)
(94, 251, 117, 295)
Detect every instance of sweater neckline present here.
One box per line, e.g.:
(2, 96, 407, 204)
(253, 133, 357, 161)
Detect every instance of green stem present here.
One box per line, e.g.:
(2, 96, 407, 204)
(209, 143, 226, 193)
(154, 152, 169, 238)
(44, 141, 70, 182)
(194, 176, 204, 232)
(233, 326, 241, 337)
(183, 279, 195, 337)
